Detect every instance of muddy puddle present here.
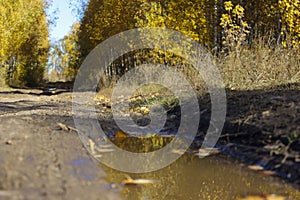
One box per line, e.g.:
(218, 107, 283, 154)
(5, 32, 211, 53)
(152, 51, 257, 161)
(99, 154, 300, 200)
(94, 137, 300, 200)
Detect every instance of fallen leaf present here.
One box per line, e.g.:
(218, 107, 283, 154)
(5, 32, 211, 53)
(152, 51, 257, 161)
(122, 175, 159, 186)
(237, 196, 263, 200)
(171, 149, 187, 155)
(262, 110, 271, 117)
(130, 97, 136, 102)
(237, 194, 287, 200)
(248, 165, 264, 171)
(94, 95, 106, 101)
(57, 123, 77, 132)
(134, 107, 141, 112)
(140, 107, 150, 115)
(5, 140, 13, 145)
(140, 106, 147, 111)
(89, 139, 96, 155)
(116, 131, 128, 139)
(57, 123, 69, 131)
(265, 195, 287, 200)
(196, 148, 220, 158)
(261, 170, 277, 176)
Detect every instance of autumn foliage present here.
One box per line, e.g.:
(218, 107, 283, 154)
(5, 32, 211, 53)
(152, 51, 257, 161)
(62, 0, 298, 89)
(1, 0, 299, 87)
(0, 0, 50, 87)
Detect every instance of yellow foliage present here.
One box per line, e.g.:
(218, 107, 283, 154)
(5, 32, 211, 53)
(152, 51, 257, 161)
(0, 0, 50, 86)
(220, 1, 250, 51)
(233, 5, 245, 18)
(224, 1, 233, 11)
(278, 0, 300, 49)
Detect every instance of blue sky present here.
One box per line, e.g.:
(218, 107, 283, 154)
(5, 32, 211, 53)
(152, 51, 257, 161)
(47, 0, 77, 41)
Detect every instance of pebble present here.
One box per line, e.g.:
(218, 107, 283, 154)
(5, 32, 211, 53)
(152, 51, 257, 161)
(5, 140, 13, 145)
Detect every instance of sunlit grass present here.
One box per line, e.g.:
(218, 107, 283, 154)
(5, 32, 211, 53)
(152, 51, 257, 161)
(219, 36, 300, 90)
(96, 35, 300, 110)
(96, 83, 180, 113)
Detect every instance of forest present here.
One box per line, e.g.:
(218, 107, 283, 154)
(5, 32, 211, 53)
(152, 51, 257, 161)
(0, 0, 299, 89)
(1, 1, 300, 198)
(0, 0, 50, 87)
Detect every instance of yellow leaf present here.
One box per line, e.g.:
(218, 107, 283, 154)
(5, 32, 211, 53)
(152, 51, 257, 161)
(122, 175, 159, 185)
(224, 1, 233, 11)
(237, 195, 287, 200)
(140, 107, 150, 115)
(248, 165, 264, 171)
(116, 131, 128, 138)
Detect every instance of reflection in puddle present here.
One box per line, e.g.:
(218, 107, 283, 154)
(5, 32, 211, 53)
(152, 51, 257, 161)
(101, 154, 300, 200)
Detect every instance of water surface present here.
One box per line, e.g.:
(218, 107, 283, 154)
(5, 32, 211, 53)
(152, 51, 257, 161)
(101, 153, 300, 200)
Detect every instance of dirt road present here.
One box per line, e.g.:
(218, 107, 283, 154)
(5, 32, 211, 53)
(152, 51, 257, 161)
(0, 88, 120, 200)
(1, 83, 300, 199)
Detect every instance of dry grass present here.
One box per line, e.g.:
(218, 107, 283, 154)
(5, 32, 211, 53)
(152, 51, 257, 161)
(97, 64, 197, 109)
(218, 36, 300, 90)
(97, 35, 300, 108)
(97, 83, 180, 111)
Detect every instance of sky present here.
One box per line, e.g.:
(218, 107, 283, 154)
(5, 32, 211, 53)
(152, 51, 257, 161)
(47, 0, 77, 41)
